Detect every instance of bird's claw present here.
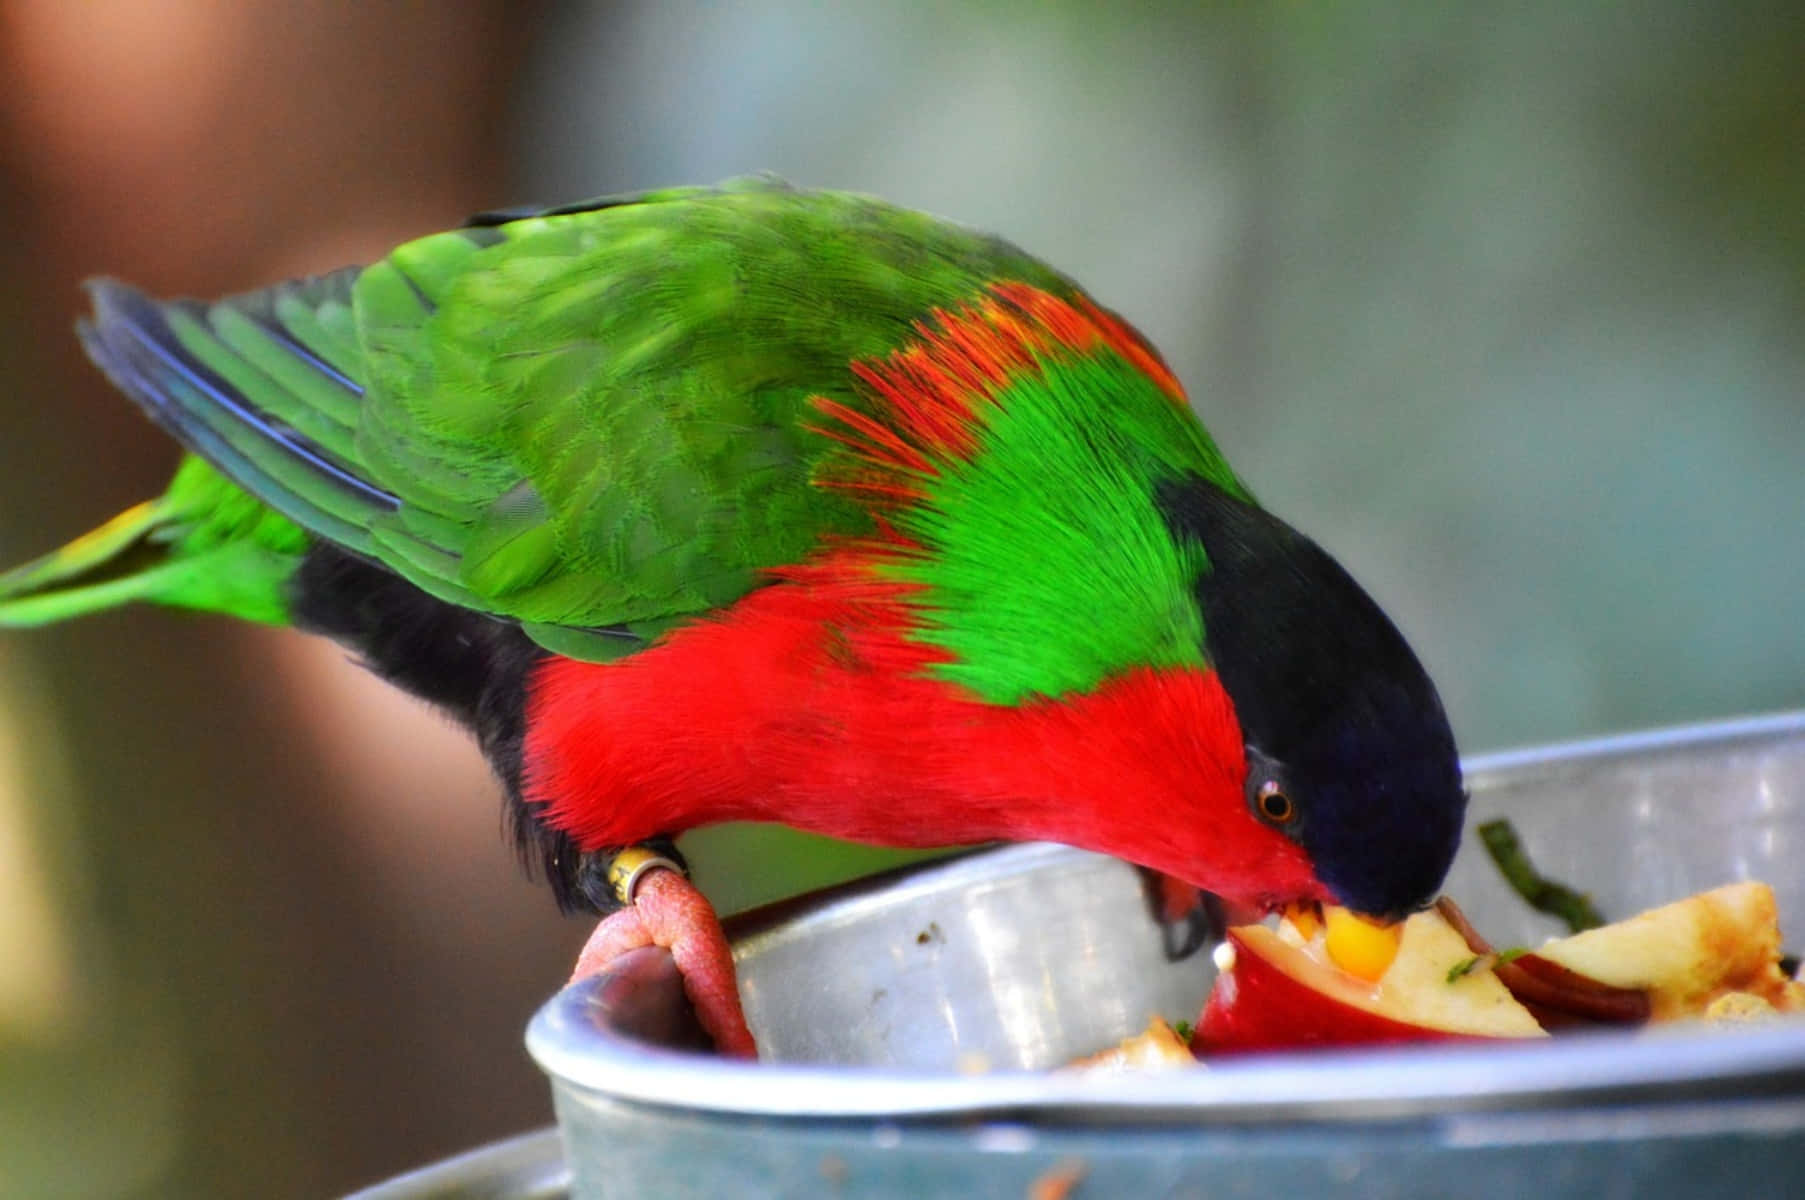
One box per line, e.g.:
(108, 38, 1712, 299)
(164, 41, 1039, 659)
(571, 864, 758, 1058)
(1137, 867, 1227, 962)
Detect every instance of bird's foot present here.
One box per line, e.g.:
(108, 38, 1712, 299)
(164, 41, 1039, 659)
(571, 852, 757, 1058)
(1136, 867, 1228, 962)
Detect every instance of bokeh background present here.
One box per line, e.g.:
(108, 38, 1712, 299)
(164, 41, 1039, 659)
(1, 1, 1801, 1195)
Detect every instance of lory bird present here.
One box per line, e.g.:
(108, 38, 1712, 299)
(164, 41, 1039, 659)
(0, 177, 1465, 1055)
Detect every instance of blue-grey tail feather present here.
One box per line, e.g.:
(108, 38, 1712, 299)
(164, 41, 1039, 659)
(78, 279, 399, 554)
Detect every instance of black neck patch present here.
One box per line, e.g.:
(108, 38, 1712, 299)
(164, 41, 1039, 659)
(288, 543, 599, 912)
(1154, 474, 1465, 918)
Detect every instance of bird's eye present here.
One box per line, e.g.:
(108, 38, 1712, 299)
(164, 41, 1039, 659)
(1255, 780, 1296, 825)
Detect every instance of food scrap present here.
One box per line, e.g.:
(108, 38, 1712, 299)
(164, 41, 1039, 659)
(1072, 878, 1802, 1068)
(1195, 881, 1803, 1056)
(1065, 1017, 1196, 1072)
(1026, 1158, 1088, 1200)
(1195, 896, 1547, 1053)
(1477, 819, 1606, 933)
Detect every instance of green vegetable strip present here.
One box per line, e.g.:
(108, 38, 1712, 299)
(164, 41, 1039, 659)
(1477, 818, 1606, 933)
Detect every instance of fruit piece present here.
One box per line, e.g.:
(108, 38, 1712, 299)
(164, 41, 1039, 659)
(1067, 1017, 1196, 1072)
(1190, 882, 1803, 1058)
(1324, 907, 1402, 981)
(1434, 897, 1650, 1028)
(1704, 992, 1785, 1025)
(1194, 906, 1545, 1054)
(1525, 882, 1805, 1021)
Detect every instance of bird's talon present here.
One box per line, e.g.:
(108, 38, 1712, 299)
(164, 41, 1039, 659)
(572, 860, 758, 1058)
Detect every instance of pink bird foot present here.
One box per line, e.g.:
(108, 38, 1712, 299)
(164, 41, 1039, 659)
(570, 864, 757, 1058)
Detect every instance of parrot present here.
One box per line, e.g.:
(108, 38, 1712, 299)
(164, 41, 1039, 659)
(0, 176, 1465, 1056)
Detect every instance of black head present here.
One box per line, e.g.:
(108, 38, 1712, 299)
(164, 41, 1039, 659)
(1157, 474, 1466, 920)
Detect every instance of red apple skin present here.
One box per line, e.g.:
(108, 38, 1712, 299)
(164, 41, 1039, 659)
(1192, 929, 1499, 1056)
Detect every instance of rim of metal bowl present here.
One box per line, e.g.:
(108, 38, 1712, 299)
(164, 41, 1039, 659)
(527, 710, 1805, 1124)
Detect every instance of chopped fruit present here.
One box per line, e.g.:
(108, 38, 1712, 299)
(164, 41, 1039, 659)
(1188, 882, 1803, 1058)
(1435, 898, 1650, 1028)
(1704, 991, 1786, 1025)
(1066, 1017, 1196, 1071)
(1193, 905, 1545, 1054)
(1324, 907, 1403, 981)
(1525, 882, 1805, 1022)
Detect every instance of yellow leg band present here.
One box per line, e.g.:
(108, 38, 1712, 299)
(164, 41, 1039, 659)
(607, 846, 687, 906)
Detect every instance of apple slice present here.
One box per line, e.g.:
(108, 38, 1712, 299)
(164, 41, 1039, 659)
(1195, 905, 1546, 1054)
(1432, 898, 1652, 1029)
(1524, 882, 1805, 1022)
(1066, 1017, 1197, 1072)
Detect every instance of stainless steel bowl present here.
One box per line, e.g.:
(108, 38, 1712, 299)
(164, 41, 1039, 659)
(526, 713, 1805, 1199)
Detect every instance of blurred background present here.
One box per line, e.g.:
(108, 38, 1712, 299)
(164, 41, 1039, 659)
(0, 1, 1800, 1194)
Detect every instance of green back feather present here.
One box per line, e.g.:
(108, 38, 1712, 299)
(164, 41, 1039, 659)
(43, 177, 1255, 700)
(67, 178, 1082, 659)
(346, 179, 1078, 637)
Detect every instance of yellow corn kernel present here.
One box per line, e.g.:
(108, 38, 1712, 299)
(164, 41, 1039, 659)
(1324, 907, 1403, 982)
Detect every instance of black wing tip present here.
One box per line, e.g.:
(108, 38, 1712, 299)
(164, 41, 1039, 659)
(462, 174, 800, 230)
(463, 194, 644, 229)
(463, 203, 543, 229)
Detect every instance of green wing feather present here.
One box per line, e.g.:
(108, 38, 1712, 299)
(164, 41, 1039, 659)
(75, 176, 1082, 660)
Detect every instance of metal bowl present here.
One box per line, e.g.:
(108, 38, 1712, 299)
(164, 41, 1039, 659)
(526, 713, 1805, 1199)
